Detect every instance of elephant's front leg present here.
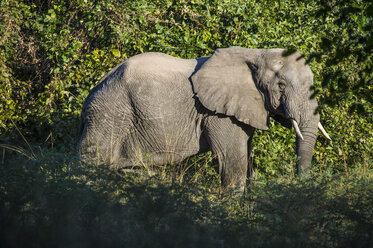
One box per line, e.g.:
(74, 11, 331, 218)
(204, 116, 254, 193)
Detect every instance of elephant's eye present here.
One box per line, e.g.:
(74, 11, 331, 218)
(278, 81, 286, 91)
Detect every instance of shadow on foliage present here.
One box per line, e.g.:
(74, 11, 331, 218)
(0, 149, 372, 248)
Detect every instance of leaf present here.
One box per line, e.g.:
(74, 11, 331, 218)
(112, 49, 121, 57)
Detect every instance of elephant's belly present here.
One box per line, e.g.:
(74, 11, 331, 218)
(120, 116, 205, 166)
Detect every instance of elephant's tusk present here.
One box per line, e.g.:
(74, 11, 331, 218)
(318, 122, 331, 140)
(291, 119, 304, 140)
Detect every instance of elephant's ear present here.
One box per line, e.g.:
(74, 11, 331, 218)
(191, 47, 269, 130)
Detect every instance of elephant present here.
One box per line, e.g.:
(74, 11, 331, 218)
(77, 46, 330, 192)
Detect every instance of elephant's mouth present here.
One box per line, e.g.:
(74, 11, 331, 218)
(288, 116, 330, 141)
(277, 103, 305, 141)
(273, 102, 331, 141)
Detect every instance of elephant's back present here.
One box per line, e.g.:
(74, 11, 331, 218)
(121, 53, 199, 124)
(125, 52, 198, 78)
(85, 52, 196, 95)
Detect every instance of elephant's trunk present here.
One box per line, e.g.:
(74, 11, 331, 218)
(295, 124, 318, 174)
(283, 89, 321, 174)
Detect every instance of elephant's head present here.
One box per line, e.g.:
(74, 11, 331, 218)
(191, 47, 330, 173)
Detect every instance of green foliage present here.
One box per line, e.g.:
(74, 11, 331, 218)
(1, 0, 372, 175)
(310, 0, 373, 115)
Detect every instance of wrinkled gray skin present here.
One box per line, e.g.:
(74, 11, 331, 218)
(78, 47, 320, 192)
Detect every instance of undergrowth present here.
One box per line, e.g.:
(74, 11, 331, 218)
(1, 142, 372, 248)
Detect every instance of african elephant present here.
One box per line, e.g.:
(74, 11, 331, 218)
(78, 47, 330, 192)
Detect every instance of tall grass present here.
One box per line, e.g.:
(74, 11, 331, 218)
(1, 141, 372, 248)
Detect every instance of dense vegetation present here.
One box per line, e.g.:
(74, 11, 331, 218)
(1, 0, 372, 247)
